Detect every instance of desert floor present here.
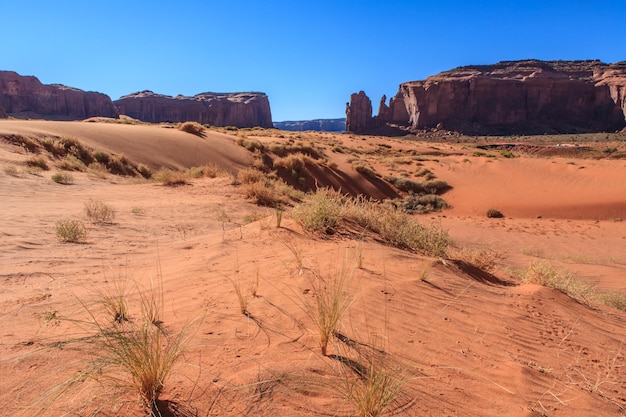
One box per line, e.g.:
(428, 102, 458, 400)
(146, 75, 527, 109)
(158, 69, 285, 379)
(1, 120, 625, 417)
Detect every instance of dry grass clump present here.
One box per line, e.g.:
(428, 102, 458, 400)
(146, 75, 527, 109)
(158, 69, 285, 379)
(293, 189, 451, 257)
(237, 168, 267, 184)
(596, 291, 626, 312)
(153, 168, 189, 186)
(4, 133, 41, 153)
(56, 155, 86, 171)
(84, 199, 116, 224)
(339, 337, 406, 417)
(51, 172, 74, 185)
(516, 261, 595, 302)
(273, 153, 315, 172)
(4, 165, 20, 177)
(390, 194, 448, 214)
(236, 137, 265, 152)
(242, 180, 286, 207)
(41, 137, 94, 165)
(26, 156, 49, 170)
(178, 121, 205, 136)
(384, 176, 450, 194)
(107, 154, 136, 176)
(93, 150, 111, 165)
(78, 281, 197, 415)
(354, 164, 379, 179)
(304, 256, 357, 356)
(451, 246, 506, 272)
(56, 219, 87, 243)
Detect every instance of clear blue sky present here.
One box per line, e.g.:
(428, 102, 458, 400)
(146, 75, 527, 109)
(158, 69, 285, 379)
(2, 0, 625, 122)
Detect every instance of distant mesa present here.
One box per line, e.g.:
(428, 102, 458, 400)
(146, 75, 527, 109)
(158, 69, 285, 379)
(114, 90, 273, 128)
(273, 118, 346, 132)
(0, 71, 273, 128)
(0, 70, 118, 120)
(347, 60, 626, 135)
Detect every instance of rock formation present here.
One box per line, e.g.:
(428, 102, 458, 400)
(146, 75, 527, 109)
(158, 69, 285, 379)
(0, 71, 118, 120)
(115, 91, 273, 128)
(345, 91, 373, 133)
(273, 118, 346, 132)
(347, 60, 626, 135)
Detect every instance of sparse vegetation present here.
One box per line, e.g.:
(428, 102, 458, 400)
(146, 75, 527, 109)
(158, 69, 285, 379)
(153, 168, 189, 186)
(3, 165, 20, 177)
(55, 219, 87, 243)
(51, 172, 74, 184)
(27, 156, 49, 170)
(516, 261, 595, 303)
(452, 245, 506, 272)
(384, 176, 450, 194)
(486, 208, 505, 218)
(293, 188, 451, 257)
(56, 155, 86, 171)
(179, 121, 205, 136)
(84, 199, 116, 224)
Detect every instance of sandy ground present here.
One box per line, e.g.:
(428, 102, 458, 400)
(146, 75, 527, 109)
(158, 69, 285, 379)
(0, 120, 625, 416)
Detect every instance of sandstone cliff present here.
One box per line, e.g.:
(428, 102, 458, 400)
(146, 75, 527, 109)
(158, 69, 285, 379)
(115, 91, 273, 128)
(0, 71, 118, 120)
(347, 60, 626, 135)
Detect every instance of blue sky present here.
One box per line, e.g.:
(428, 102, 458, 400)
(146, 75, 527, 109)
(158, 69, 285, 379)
(2, 1, 625, 121)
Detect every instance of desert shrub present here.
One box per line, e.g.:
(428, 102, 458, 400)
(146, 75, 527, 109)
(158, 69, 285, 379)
(51, 172, 74, 184)
(26, 156, 49, 170)
(107, 154, 135, 176)
(153, 168, 188, 186)
(516, 261, 596, 302)
(451, 246, 506, 272)
(57, 155, 86, 171)
(292, 188, 344, 234)
(237, 168, 266, 184)
(293, 189, 451, 257)
(242, 180, 285, 206)
(486, 208, 505, 218)
(56, 219, 87, 242)
(385, 176, 450, 194)
(273, 153, 316, 172)
(84, 199, 116, 224)
(392, 194, 449, 214)
(87, 162, 109, 178)
(500, 150, 515, 158)
(5, 134, 41, 153)
(93, 150, 111, 165)
(178, 121, 205, 136)
(236, 137, 265, 152)
(136, 163, 152, 179)
(354, 164, 379, 178)
(190, 163, 227, 178)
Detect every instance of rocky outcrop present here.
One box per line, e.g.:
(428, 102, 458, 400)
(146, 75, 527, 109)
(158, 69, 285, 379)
(0, 71, 118, 120)
(273, 118, 346, 132)
(115, 91, 273, 128)
(345, 91, 373, 133)
(348, 60, 626, 135)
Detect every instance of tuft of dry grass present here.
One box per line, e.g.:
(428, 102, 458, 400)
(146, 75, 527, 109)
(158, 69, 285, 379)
(340, 339, 406, 417)
(451, 245, 506, 272)
(4, 165, 20, 177)
(292, 189, 451, 257)
(84, 199, 116, 224)
(516, 261, 595, 302)
(51, 172, 74, 185)
(237, 168, 266, 184)
(273, 153, 315, 172)
(178, 121, 205, 136)
(27, 156, 50, 171)
(153, 168, 189, 186)
(487, 208, 505, 218)
(56, 219, 87, 243)
(56, 155, 86, 171)
(306, 256, 357, 356)
(79, 280, 197, 415)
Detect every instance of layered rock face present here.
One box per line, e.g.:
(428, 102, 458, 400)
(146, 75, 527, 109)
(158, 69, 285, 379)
(345, 91, 373, 133)
(347, 60, 626, 135)
(0, 71, 118, 120)
(115, 91, 273, 128)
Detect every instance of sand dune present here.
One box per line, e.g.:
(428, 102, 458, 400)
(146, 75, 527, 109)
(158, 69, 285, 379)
(0, 121, 624, 416)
